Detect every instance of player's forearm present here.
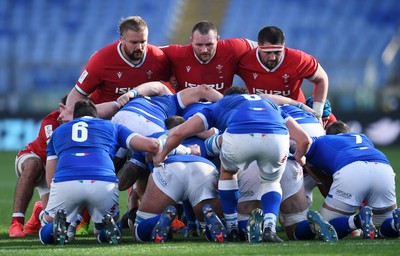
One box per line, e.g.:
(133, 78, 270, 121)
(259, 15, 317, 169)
(95, 102, 119, 119)
(66, 88, 86, 107)
(286, 118, 311, 164)
(202, 85, 223, 102)
(311, 66, 329, 117)
(160, 135, 182, 158)
(135, 81, 173, 96)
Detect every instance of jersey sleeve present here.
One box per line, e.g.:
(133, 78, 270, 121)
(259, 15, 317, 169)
(46, 134, 57, 159)
(296, 50, 319, 80)
(229, 38, 254, 58)
(75, 51, 104, 96)
(116, 124, 137, 149)
(38, 112, 60, 145)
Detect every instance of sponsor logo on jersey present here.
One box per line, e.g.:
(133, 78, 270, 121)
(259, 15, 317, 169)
(155, 170, 167, 187)
(115, 87, 136, 94)
(335, 189, 352, 199)
(239, 190, 255, 198)
(186, 66, 191, 72)
(252, 88, 291, 97)
(117, 72, 123, 79)
(253, 73, 259, 79)
(184, 82, 225, 91)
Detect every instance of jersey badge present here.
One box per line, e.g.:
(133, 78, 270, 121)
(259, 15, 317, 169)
(78, 70, 88, 84)
(44, 124, 54, 139)
(282, 74, 290, 87)
(147, 70, 153, 79)
(216, 64, 223, 74)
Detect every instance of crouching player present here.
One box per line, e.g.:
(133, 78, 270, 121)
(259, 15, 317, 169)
(134, 120, 227, 243)
(39, 99, 163, 245)
(306, 121, 400, 240)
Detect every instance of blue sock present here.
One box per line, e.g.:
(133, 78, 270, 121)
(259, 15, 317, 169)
(136, 215, 160, 241)
(218, 180, 239, 231)
(182, 200, 197, 224)
(379, 218, 398, 237)
(329, 217, 353, 239)
(294, 220, 316, 240)
(39, 223, 54, 244)
(238, 219, 247, 239)
(98, 229, 108, 243)
(261, 191, 281, 218)
(218, 180, 239, 215)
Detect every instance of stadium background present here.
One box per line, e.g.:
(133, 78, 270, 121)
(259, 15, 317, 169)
(0, 0, 399, 150)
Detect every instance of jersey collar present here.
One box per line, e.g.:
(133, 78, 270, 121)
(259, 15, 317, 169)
(256, 48, 285, 72)
(192, 48, 216, 64)
(118, 42, 147, 68)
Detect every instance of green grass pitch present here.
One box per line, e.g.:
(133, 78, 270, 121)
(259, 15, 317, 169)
(0, 147, 399, 255)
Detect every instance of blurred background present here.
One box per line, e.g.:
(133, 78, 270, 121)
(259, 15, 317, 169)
(0, 0, 399, 150)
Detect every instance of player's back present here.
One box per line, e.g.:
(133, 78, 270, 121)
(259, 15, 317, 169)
(306, 133, 390, 175)
(200, 94, 288, 134)
(121, 95, 182, 129)
(48, 117, 133, 182)
(280, 104, 318, 124)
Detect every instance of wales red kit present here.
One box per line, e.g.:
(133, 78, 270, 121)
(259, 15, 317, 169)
(237, 47, 320, 103)
(161, 38, 254, 94)
(17, 110, 61, 163)
(75, 41, 171, 103)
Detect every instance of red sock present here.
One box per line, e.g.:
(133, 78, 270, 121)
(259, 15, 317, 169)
(12, 216, 24, 225)
(34, 204, 43, 219)
(82, 208, 90, 223)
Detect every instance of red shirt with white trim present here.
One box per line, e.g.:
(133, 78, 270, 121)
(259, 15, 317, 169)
(161, 38, 254, 94)
(17, 110, 61, 163)
(75, 41, 171, 104)
(237, 47, 319, 103)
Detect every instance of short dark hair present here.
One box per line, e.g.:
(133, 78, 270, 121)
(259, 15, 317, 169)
(60, 93, 68, 105)
(224, 86, 249, 96)
(191, 20, 218, 35)
(165, 116, 186, 130)
(73, 99, 98, 118)
(326, 121, 350, 135)
(118, 16, 148, 36)
(257, 26, 285, 45)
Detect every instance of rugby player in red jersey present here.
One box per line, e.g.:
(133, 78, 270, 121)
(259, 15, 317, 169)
(161, 20, 256, 94)
(8, 95, 67, 238)
(64, 16, 172, 121)
(237, 26, 329, 120)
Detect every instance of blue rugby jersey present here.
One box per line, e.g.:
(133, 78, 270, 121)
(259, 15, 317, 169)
(306, 133, 390, 176)
(196, 94, 289, 135)
(47, 117, 136, 183)
(119, 94, 184, 129)
(280, 104, 319, 124)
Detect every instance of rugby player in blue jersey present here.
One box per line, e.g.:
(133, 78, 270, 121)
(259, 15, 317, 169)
(306, 121, 400, 239)
(39, 99, 163, 245)
(153, 86, 311, 242)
